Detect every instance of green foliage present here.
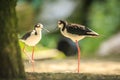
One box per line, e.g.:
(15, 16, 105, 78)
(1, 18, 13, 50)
(40, 32, 60, 48)
(81, 0, 120, 55)
(17, 0, 120, 57)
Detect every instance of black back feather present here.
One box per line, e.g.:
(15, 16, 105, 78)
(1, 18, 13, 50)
(66, 24, 93, 36)
(21, 32, 31, 40)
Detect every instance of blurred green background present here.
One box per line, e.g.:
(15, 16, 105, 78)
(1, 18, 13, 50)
(17, 0, 120, 59)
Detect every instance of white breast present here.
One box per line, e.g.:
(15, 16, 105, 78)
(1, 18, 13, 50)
(24, 34, 41, 46)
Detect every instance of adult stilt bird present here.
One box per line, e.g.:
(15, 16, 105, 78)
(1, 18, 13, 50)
(57, 20, 99, 73)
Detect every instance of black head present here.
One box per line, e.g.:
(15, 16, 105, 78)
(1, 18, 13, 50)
(58, 20, 67, 28)
(34, 23, 43, 30)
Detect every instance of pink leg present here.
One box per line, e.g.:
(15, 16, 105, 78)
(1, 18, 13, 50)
(32, 46, 35, 72)
(75, 40, 80, 73)
(32, 46, 35, 61)
(23, 45, 33, 63)
(23, 45, 35, 72)
(32, 61, 35, 72)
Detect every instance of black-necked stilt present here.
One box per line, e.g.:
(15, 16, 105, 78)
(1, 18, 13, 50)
(20, 23, 49, 71)
(20, 23, 43, 63)
(58, 20, 99, 73)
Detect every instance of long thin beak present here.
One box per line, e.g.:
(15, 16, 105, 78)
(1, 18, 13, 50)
(54, 26, 58, 31)
(43, 28, 50, 32)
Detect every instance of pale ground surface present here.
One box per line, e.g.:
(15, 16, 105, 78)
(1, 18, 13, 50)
(24, 49, 120, 75)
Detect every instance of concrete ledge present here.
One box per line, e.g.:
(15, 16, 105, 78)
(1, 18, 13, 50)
(27, 73, 120, 80)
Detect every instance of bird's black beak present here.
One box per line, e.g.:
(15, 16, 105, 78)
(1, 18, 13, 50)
(54, 26, 59, 31)
(43, 28, 50, 32)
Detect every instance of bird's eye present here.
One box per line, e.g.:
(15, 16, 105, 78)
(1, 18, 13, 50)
(38, 25, 41, 27)
(36, 25, 40, 28)
(58, 21, 62, 24)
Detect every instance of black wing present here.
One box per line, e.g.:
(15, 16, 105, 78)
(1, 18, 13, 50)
(66, 24, 92, 35)
(21, 31, 31, 40)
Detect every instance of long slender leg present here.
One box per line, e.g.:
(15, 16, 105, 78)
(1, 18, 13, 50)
(32, 62, 35, 72)
(31, 46, 35, 72)
(75, 40, 80, 73)
(23, 45, 33, 63)
(32, 46, 35, 61)
(23, 45, 35, 72)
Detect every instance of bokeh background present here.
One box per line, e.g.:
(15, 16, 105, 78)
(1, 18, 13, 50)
(17, 0, 120, 60)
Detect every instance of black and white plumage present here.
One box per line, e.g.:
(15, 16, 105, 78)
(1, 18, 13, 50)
(58, 20, 99, 73)
(58, 20, 99, 42)
(20, 23, 43, 72)
(20, 23, 43, 46)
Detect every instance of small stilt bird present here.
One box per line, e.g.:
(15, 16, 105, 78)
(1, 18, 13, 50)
(20, 23, 49, 62)
(57, 20, 99, 73)
(20, 23, 43, 63)
(20, 23, 49, 71)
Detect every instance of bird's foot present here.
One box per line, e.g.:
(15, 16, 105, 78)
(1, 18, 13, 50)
(74, 67, 80, 73)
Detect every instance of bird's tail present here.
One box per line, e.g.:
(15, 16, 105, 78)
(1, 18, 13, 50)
(86, 31, 99, 37)
(19, 39, 25, 43)
(85, 28, 99, 37)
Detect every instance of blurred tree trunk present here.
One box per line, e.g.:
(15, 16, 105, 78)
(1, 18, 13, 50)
(0, 0, 26, 80)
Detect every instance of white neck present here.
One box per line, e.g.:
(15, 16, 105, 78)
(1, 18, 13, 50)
(35, 28, 42, 35)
